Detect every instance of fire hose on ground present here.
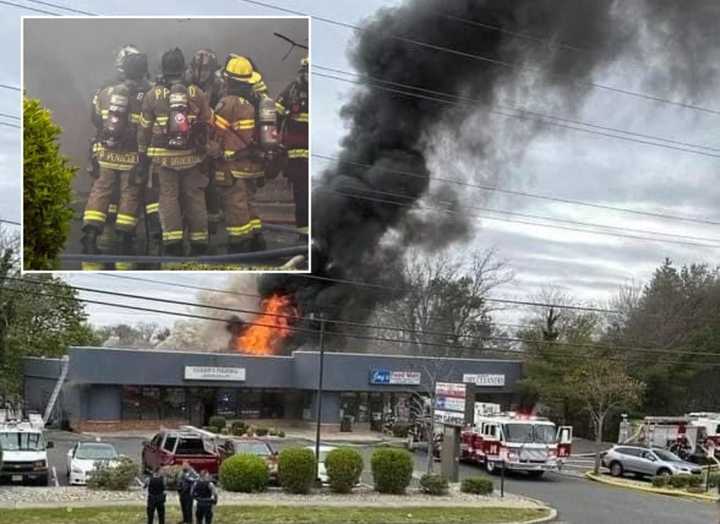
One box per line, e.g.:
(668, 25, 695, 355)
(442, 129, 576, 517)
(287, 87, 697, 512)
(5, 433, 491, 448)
(60, 245, 308, 265)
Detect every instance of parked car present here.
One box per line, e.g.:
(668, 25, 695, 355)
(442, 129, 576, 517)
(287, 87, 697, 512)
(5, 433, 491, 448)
(142, 429, 220, 476)
(66, 442, 119, 486)
(220, 439, 278, 482)
(602, 445, 703, 478)
(305, 445, 337, 483)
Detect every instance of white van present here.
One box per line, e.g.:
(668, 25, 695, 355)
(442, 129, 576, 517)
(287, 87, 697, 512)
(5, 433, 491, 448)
(0, 417, 53, 485)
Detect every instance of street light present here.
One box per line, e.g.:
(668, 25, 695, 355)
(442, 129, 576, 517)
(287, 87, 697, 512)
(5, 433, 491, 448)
(313, 313, 327, 481)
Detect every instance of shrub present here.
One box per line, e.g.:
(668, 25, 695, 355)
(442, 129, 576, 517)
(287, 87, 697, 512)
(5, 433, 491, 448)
(269, 428, 278, 436)
(325, 448, 363, 494)
(219, 454, 269, 493)
(668, 474, 690, 489)
(255, 427, 269, 437)
(461, 476, 494, 495)
(208, 416, 226, 431)
(159, 465, 183, 490)
(278, 431, 286, 438)
(23, 97, 77, 270)
(370, 448, 413, 494)
(278, 447, 316, 494)
(708, 472, 720, 488)
(419, 474, 448, 495)
(87, 456, 138, 490)
(687, 474, 703, 488)
(230, 421, 248, 436)
(206, 426, 220, 435)
(391, 423, 410, 438)
(651, 475, 669, 488)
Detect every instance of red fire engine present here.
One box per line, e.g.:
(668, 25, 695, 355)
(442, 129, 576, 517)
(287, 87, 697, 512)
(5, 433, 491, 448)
(460, 403, 573, 477)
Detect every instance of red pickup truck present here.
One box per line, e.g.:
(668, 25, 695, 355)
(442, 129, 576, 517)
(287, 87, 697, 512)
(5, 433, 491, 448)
(141, 429, 221, 476)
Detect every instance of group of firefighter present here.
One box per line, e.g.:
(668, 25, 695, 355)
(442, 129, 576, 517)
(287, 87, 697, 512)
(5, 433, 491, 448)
(81, 45, 309, 269)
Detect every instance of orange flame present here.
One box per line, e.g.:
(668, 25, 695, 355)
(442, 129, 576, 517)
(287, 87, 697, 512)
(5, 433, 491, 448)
(233, 294, 297, 355)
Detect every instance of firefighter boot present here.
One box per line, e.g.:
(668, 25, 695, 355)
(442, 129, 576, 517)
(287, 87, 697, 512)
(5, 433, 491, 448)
(189, 243, 207, 257)
(114, 231, 137, 271)
(81, 226, 101, 255)
(163, 242, 184, 258)
(228, 238, 253, 254)
(250, 232, 266, 252)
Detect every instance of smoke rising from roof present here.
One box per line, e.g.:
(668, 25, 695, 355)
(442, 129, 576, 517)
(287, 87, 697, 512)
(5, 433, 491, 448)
(259, 0, 720, 349)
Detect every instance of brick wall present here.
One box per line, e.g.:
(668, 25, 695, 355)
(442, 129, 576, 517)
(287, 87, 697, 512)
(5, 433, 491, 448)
(74, 419, 187, 433)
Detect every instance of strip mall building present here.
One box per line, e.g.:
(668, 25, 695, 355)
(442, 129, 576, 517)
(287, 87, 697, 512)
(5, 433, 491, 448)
(23, 346, 523, 432)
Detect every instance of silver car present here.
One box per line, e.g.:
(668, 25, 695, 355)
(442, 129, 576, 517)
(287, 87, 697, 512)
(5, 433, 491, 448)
(602, 446, 703, 478)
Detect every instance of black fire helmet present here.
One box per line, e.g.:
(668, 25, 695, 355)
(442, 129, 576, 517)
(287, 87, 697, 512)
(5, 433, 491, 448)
(161, 48, 186, 78)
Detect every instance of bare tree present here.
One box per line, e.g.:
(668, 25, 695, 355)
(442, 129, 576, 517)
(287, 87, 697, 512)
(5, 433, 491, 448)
(569, 359, 645, 474)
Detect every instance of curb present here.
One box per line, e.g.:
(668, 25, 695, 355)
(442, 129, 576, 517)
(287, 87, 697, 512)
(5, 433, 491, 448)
(584, 472, 719, 503)
(518, 507, 557, 524)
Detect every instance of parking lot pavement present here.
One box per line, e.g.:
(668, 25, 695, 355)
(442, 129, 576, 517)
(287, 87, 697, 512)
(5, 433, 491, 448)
(408, 449, 717, 524)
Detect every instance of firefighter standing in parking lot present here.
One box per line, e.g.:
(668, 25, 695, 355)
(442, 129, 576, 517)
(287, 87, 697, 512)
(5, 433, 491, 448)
(81, 50, 151, 269)
(192, 469, 218, 524)
(137, 48, 212, 257)
(177, 461, 198, 524)
(276, 57, 309, 237)
(209, 55, 272, 253)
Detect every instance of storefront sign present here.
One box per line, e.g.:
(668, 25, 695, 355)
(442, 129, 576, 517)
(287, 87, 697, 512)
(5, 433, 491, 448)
(462, 374, 505, 387)
(184, 366, 246, 381)
(434, 382, 468, 427)
(369, 369, 421, 385)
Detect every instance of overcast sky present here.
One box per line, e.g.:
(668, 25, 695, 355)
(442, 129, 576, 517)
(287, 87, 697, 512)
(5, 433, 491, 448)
(3, 0, 719, 328)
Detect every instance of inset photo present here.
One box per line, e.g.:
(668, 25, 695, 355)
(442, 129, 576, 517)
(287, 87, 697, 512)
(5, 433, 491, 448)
(22, 16, 310, 272)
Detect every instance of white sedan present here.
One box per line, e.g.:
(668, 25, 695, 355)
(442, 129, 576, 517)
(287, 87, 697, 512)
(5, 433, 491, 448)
(66, 442, 119, 485)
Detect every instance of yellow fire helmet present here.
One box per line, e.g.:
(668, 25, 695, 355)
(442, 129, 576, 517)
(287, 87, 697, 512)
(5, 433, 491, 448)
(224, 55, 262, 85)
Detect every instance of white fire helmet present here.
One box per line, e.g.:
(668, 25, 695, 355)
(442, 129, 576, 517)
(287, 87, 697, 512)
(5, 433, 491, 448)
(115, 45, 141, 73)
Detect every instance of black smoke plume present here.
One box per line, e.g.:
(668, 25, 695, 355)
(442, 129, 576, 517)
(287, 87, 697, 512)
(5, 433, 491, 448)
(259, 0, 720, 349)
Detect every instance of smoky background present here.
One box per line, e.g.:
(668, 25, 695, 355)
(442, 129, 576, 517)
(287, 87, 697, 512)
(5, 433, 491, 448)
(22, 17, 309, 196)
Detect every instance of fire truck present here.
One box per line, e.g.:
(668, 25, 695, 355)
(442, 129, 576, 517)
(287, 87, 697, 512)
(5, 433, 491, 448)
(460, 403, 573, 477)
(622, 413, 720, 462)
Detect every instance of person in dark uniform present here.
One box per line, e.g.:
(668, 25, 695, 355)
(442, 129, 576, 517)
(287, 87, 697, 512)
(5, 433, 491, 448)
(177, 461, 198, 524)
(145, 467, 167, 524)
(191, 469, 218, 524)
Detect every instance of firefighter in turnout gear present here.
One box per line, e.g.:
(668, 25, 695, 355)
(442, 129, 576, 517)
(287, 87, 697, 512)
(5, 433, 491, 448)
(137, 48, 212, 257)
(276, 56, 309, 236)
(209, 55, 270, 253)
(82, 50, 151, 269)
(188, 49, 224, 243)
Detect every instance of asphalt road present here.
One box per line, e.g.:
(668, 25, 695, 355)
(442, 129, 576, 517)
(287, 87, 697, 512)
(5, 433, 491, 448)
(411, 450, 717, 524)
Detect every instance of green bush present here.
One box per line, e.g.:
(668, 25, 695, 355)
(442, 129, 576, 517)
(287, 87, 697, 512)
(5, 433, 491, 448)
(278, 431, 286, 438)
(255, 427, 269, 437)
(158, 465, 183, 490)
(668, 475, 690, 489)
(391, 423, 410, 438)
(708, 472, 720, 488)
(370, 448, 413, 494)
(206, 426, 220, 435)
(325, 448, 363, 494)
(23, 97, 77, 270)
(209, 416, 226, 431)
(219, 454, 269, 493)
(687, 474, 703, 488)
(419, 474, 448, 495)
(87, 456, 138, 490)
(461, 476, 494, 495)
(230, 421, 248, 436)
(278, 447, 316, 494)
(651, 475, 669, 488)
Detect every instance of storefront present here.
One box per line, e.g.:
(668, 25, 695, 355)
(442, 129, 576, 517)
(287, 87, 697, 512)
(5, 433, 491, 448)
(23, 346, 523, 431)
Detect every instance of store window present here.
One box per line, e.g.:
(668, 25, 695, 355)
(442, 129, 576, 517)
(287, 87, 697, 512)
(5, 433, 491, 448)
(121, 386, 188, 421)
(216, 389, 238, 417)
(162, 388, 187, 420)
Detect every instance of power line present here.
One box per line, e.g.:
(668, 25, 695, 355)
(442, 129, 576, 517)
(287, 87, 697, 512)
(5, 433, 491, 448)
(314, 64, 720, 154)
(0, 112, 19, 121)
(0, 84, 21, 92)
(315, 70, 720, 161)
(239, 0, 720, 116)
(0, 0, 61, 15)
(0, 121, 20, 130)
(317, 185, 720, 250)
(24, 0, 97, 15)
(0, 217, 21, 226)
(319, 181, 720, 246)
(313, 153, 720, 228)
(9, 276, 720, 365)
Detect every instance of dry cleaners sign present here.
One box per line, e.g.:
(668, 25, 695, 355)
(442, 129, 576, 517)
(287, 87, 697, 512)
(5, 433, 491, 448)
(184, 366, 246, 381)
(462, 374, 505, 387)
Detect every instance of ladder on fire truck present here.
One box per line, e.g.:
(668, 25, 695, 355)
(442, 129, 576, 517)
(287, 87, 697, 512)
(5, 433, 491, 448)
(42, 355, 70, 425)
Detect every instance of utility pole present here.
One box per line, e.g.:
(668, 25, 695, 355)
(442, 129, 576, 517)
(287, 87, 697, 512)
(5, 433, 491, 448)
(314, 313, 326, 481)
